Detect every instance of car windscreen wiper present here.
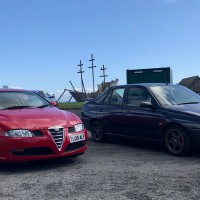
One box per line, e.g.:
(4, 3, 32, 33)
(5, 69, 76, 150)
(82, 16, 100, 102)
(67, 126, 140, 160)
(2, 106, 34, 110)
(36, 104, 50, 108)
(177, 102, 199, 105)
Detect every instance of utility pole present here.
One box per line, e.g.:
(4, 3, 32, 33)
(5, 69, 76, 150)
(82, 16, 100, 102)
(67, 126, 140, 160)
(88, 54, 96, 93)
(77, 60, 84, 93)
(100, 65, 108, 90)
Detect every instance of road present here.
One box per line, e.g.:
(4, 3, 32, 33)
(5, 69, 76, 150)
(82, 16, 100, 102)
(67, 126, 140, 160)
(1, 109, 200, 200)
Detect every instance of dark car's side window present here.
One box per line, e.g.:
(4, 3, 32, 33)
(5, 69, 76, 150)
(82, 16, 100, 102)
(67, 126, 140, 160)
(103, 92, 112, 105)
(127, 87, 151, 107)
(103, 88, 125, 106)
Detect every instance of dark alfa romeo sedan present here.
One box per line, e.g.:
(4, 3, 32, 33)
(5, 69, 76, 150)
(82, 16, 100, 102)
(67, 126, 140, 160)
(0, 89, 87, 162)
(82, 83, 200, 156)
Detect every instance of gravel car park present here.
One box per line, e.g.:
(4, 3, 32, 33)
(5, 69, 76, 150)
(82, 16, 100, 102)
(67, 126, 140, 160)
(1, 131, 200, 199)
(1, 109, 200, 200)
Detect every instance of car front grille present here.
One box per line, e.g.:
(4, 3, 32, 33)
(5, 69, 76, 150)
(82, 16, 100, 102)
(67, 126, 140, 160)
(65, 141, 86, 152)
(48, 127, 64, 150)
(11, 147, 54, 156)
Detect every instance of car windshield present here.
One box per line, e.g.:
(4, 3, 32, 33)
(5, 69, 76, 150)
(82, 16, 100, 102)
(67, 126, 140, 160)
(0, 91, 50, 110)
(149, 85, 200, 106)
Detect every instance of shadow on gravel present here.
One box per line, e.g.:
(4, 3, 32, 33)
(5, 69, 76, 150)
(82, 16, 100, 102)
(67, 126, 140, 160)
(0, 156, 83, 174)
(102, 135, 166, 153)
(191, 149, 200, 158)
(97, 134, 200, 158)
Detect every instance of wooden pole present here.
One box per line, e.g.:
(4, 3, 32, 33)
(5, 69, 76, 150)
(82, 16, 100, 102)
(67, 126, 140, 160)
(89, 54, 96, 93)
(77, 60, 84, 93)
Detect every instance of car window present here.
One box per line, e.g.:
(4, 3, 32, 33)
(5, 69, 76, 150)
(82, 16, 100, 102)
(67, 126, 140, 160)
(36, 91, 46, 98)
(0, 92, 50, 110)
(103, 88, 125, 106)
(127, 87, 151, 107)
(149, 85, 200, 106)
(103, 91, 112, 105)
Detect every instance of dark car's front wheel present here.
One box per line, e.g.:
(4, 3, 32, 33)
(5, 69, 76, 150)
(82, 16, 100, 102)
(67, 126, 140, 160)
(164, 125, 191, 156)
(91, 120, 106, 142)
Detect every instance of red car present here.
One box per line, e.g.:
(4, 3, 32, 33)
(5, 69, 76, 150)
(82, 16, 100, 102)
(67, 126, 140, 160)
(0, 89, 87, 162)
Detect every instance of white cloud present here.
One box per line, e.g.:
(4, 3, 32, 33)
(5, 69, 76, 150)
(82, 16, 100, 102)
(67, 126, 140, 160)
(74, 87, 93, 93)
(4, 85, 23, 89)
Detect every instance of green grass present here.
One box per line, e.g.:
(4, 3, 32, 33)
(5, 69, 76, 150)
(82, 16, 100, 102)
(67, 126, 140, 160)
(58, 102, 83, 109)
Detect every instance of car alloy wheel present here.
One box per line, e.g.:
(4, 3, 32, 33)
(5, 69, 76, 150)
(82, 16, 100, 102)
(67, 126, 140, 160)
(165, 125, 191, 156)
(91, 120, 105, 142)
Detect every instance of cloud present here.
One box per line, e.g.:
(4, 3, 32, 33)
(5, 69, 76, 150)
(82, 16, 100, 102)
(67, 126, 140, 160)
(2, 85, 23, 89)
(75, 87, 93, 93)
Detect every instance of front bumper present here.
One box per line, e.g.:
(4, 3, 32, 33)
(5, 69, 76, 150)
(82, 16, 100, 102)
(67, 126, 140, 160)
(0, 129, 88, 162)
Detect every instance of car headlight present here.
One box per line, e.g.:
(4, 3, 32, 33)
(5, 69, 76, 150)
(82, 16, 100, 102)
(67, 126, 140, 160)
(74, 124, 84, 132)
(5, 130, 33, 137)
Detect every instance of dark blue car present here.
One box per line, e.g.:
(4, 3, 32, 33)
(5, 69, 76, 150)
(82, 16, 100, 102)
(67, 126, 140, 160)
(82, 83, 200, 156)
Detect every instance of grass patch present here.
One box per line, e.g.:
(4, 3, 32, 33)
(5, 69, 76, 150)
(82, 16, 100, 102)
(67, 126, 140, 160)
(58, 102, 83, 109)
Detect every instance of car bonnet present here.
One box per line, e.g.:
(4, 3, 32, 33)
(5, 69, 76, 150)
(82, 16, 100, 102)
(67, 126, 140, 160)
(164, 103, 200, 117)
(0, 107, 78, 130)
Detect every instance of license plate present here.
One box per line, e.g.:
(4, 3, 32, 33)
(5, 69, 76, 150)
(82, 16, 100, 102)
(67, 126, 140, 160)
(69, 133, 85, 143)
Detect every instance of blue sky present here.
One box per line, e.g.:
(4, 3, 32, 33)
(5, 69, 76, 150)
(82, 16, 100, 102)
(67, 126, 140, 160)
(0, 0, 200, 101)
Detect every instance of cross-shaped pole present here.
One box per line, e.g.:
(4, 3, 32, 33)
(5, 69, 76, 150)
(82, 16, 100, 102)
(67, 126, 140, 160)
(77, 60, 84, 93)
(88, 54, 96, 93)
(100, 65, 108, 90)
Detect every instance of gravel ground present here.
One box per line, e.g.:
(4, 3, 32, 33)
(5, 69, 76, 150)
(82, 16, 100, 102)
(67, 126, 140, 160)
(1, 109, 200, 200)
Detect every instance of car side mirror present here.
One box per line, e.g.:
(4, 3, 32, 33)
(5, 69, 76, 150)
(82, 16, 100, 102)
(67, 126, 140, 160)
(50, 101, 58, 107)
(140, 102, 156, 110)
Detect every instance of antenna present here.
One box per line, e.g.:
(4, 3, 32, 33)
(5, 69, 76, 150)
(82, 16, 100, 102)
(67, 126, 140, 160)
(77, 60, 84, 93)
(88, 54, 96, 93)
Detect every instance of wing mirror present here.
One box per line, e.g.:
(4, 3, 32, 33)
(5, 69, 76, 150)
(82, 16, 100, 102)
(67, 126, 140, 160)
(50, 101, 58, 107)
(140, 102, 156, 110)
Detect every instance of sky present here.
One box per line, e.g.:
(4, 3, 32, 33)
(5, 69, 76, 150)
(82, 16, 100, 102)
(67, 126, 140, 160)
(0, 0, 200, 101)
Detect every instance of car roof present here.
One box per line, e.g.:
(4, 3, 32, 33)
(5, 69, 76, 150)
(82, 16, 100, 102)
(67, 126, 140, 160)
(31, 90, 44, 93)
(111, 83, 175, 88)
(95, 83, 177, 103)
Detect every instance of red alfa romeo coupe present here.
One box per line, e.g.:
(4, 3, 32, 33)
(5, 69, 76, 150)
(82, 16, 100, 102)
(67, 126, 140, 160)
(0, 89, 87, 162)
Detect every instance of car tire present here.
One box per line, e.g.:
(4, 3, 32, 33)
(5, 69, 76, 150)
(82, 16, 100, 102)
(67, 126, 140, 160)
(164, 125, 191, 156)
(91, 120, 106, 142)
